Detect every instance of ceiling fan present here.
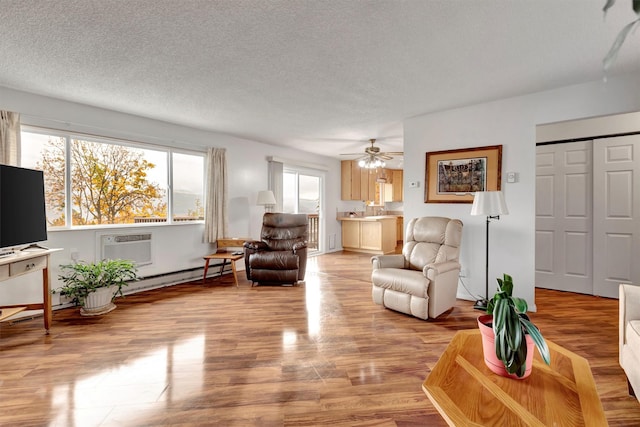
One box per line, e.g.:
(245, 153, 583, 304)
(340, 139, 403, 169)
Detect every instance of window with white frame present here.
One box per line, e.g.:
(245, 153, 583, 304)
(21, 128, 205, 227)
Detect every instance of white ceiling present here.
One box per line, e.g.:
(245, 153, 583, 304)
(1, 0, 639, 168)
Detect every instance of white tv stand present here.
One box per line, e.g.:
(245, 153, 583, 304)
(0, 248, 61, 334)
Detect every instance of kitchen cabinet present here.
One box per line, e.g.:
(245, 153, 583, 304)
(366, 182, 392, 205)
(341, 160, 381, 202)
(392, 170, 403, 201)
(341, 160, 361, 200)
(341, 161, 402, 203)
(341, 220, 360, 248)
(396, 216, 404, 243)
(338, 216, 397, 254)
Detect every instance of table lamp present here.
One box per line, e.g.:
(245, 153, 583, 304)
(256, 190, 276, 212)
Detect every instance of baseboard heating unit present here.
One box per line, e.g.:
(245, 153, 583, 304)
(100, 233, 152, 266)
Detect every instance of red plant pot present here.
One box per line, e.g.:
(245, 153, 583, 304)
(477, 314, 535, 379)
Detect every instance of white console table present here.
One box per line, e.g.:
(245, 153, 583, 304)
(0, 248, 61, 334)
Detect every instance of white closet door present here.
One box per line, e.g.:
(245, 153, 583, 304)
(593, 135, 640, 298)
(535, 141, 593, 294)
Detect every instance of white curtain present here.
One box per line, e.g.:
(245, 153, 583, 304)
(268, 159, 283, 212)
(0, 111, 21, 165)
(204, 147, 228, 242)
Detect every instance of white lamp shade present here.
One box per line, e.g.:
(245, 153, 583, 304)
(256, 190, 276, 206)
(470, 191, 509, 216)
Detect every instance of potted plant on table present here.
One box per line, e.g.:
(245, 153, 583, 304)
(55, 259, 138, 316)
(477, 273, 551, 379)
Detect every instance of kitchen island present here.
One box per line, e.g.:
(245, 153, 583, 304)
(338, 215, 398, 254)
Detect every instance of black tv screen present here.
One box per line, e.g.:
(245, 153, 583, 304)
(0, 165, 48, 249)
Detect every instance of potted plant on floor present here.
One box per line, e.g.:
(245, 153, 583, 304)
(55, 259, 138, 316)
(477, 273, 551, 379)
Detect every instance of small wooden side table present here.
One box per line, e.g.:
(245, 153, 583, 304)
(202, 253, 244, 287)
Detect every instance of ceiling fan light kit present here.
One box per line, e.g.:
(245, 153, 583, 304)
(358, 157, 386, 169)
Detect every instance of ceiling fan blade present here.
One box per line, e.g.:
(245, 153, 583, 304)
(339, 137, 404, 158)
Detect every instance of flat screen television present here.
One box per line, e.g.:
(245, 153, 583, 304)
(0, 165, 48, 251)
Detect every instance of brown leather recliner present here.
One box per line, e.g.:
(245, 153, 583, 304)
(243, 213, 308, 286)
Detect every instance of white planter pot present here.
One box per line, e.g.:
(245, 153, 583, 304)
(80, 285, 118, 316)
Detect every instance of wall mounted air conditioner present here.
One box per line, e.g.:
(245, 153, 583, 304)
(100, 233, 152, 266)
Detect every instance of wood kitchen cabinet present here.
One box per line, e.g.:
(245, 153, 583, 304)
(392, 169, 403, 201)
(341, 160, 403, 202)
(341, 160, 361, 200)
(339, 216, 397, 254)
(341, 160, 380, 202)
(341, 220, 361, 248)
(396, 216, 404, 243)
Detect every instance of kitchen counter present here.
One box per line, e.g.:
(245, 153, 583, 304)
(337, 215, 399, 221)
(339, 215, 398, 254)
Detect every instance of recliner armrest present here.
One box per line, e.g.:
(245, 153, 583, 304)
(244, 240, 268, 251)
(371, 254, 404, 270)
(293, 242, 307, 252)
(620, 284, 640, 363)
(423, 260, 460, 278)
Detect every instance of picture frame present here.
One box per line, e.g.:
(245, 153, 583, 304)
(425, 145, 502, 203)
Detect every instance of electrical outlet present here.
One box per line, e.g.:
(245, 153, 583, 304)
(70, 248, 79, 261)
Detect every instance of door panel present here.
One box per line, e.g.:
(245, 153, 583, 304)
(535, 141, 593, 294)
(535, 230, 554, 273)
(284, 169, 323, 254)
(593, 135, 640, 298)
(565, 232, 589, 276)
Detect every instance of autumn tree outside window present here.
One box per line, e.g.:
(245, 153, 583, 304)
(21, 128, 205, 227)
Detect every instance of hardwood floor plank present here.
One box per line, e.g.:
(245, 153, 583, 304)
(0, 250, 638, 426)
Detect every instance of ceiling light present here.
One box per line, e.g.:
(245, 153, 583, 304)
(358, 156, 386, 169)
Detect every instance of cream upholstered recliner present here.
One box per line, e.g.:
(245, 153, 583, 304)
(620, 284, 640, 402)
(371, 216, 463, 320)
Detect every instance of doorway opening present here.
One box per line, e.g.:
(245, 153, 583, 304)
(283, 168, 324, 255)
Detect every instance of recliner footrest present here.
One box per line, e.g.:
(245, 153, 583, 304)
(250, 268, 299, 284)
(249, 252, 299, 269)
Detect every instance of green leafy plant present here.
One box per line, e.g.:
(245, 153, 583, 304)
(603, 0, 640, 70)
(55, 259, 138, 306)
(485, 273, 551, 377)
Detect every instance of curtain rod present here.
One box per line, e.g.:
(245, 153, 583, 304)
(21, 114, 210, 152)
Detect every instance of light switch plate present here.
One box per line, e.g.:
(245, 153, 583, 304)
(506, 172, 517, 183)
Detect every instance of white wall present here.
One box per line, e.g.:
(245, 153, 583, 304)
(403, 72, 640, 309)
(0, 86, 344, 308)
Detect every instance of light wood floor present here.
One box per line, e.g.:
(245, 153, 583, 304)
(1, 251, 639, 426)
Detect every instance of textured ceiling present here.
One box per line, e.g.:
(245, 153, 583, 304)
(0, 0, 639, 167)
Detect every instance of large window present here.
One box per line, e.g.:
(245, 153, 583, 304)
(172, 152, 204, 221)
(21, 128, 205, 228)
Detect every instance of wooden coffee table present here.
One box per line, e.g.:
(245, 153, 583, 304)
(422, 329, 608, 426)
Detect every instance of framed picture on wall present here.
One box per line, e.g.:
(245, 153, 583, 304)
(425, 145, 502, 203)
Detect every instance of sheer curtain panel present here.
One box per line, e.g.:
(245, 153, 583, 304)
(0, 111, 21, 165)
(268, 158, 283, 212)
(204, 147, 228, 242)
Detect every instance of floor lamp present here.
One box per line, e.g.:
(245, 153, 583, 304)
(470, 190, 509, 310)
